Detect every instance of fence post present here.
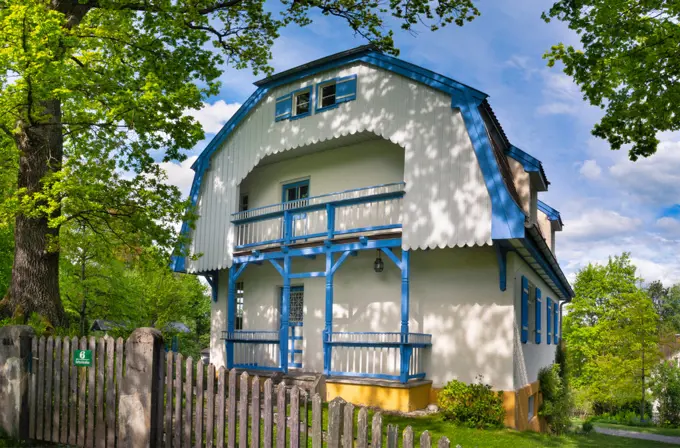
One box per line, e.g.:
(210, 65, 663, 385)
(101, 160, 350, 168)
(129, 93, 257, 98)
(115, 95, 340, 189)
(0, 325, 34, 440)
(118, 327, 163, 448)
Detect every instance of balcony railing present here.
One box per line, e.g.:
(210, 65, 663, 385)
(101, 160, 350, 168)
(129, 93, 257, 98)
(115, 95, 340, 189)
(232, 182, 405, 251)
(325, 331, 432, 381)
(223, 330, 281, 371)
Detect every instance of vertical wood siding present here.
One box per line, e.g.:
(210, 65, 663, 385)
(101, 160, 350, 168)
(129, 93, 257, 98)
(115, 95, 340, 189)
(187, 63, 492, 272)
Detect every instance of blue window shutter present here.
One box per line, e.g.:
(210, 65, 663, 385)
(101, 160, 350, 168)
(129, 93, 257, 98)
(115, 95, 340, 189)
(535, 288, 542, 344)
(275, 93, 292, 121)
(546, 299, 552, 345)
(554, 301, 559, 344)
(335, 74, 357, 103)
(521, 276, 529, 344)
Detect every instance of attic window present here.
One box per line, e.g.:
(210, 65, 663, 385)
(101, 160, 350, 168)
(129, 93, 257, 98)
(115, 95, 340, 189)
(319, 81, 336, 108)
(293, 90, 311, 117)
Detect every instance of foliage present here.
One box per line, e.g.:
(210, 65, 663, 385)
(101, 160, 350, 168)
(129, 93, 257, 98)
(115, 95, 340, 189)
(437, 376, 505, 429)
(572, 387, 593, 419)
(592, 399, 652, 417)
(647, 281, 680, 341)
(591, 411, 653, 427)
(538, 362, 572, 434)
(543, 1, 680, 160)
(564, 253, 659, 412)
(0, 0, 481, 324)
(650, 361, 680, 427)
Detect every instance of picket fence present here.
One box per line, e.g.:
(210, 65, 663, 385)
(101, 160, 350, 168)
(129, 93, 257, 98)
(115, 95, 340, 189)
(26, 333, 454, 448)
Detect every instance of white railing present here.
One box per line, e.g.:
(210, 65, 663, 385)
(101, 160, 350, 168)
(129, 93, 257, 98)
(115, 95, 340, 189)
(233, 183, 405, 250)
(223, 330, 279, 342)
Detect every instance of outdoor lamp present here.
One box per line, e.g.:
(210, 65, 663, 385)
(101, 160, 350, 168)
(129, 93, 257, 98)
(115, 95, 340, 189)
(373, 250, 384, 273)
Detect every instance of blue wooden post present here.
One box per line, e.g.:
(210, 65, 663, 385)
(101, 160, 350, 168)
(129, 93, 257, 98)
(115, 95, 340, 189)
(326, 203, 335, 240)
(280, 255, 291, 373)
(227, 266, 237, 369)
(324, 250, 333, 375)
(400, 250, 410, 383)
(283, 210, 291, 245)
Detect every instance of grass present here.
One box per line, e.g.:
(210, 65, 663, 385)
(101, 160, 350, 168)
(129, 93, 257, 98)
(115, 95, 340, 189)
(288, 404, 673, 448)
(593, 422, 680, 438)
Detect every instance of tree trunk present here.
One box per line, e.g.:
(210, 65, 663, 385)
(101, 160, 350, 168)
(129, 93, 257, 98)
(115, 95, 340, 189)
(6, 99, 66, 326)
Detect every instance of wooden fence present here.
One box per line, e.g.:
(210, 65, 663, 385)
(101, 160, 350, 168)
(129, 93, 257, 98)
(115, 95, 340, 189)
(22, 332, 455, 447)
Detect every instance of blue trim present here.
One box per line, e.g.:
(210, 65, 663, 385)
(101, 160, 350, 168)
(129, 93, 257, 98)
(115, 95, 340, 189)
(324, 251, 333, 375)
(547, 298, 552, 345)
(314, 74, 357, 114)
(537, 200, 563, 227)
(233, 363, 283, 372)
(451, 91, 525, 240)
(380, 247, 401, 269)
(400, 249, 410, 383)
(535, 288, 542, 344)
(505, 145, 549, 188)
(289, 271, 325, 279)
(204, 270, 219, 302)
(554, 300, 559, 344)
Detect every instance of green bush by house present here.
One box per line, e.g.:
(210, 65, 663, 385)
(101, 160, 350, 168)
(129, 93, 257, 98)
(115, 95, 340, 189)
(437, 375, 505, 429)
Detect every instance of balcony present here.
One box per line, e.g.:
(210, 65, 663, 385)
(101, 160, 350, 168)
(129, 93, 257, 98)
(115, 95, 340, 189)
(232, 182, 405, 251)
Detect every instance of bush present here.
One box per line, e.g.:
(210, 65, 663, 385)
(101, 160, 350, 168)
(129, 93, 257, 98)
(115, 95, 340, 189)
(592, 399, 652, 417)
(651, 361, 680, 427)
(582, 419, 594, 433)
(591, 410, 653, 427)
(538, 346, 572, 435)
(437, 375, 505, 429)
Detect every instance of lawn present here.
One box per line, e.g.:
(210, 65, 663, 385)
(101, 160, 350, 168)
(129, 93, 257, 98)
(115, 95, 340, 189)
(296, 405, 672, 447)
(593, 422, 680, 438)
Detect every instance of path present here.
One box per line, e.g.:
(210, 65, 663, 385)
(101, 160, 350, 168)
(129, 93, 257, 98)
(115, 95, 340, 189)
(594, 426, 680, 445)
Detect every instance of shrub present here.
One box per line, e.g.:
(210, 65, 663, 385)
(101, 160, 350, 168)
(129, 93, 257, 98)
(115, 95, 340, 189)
(538, 346, 573, 435)
(437, 375, 505, 429)
(650, 361, 680, 427)
(582, 419, 594, 433)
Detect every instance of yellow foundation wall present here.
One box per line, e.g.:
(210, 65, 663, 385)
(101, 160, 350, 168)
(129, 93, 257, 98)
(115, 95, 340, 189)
(326, 381, 432, 412)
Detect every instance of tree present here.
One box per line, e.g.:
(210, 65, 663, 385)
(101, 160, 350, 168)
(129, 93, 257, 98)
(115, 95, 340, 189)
(564, 253, 659, 414)
(647, 280, 680, 340)
(543, 1, 680, 160)
(0, 0, 480, 325)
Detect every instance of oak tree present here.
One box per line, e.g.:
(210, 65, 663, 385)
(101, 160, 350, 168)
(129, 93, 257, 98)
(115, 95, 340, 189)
(0, 0, 479, 325)
(544, 1, 680, 160)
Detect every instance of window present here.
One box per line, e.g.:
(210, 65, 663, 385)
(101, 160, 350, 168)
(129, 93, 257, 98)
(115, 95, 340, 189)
(282, 180, 309, 203)
(528, 394, 535, 420)
(239, 194, 249, 212)
(318, 81, 336, 109)
(293, 89, 311, 117)
(235, 282, 244, 330)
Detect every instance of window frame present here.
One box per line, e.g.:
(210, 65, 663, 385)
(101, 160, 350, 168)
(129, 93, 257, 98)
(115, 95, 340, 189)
(239, 193, 249, 212)
(316, 79, 338, 112)
(290, 86, 313, 120)
(282, 179, 310, 203)
(235, 281, 245, 330)
(528, 394, 535, 421)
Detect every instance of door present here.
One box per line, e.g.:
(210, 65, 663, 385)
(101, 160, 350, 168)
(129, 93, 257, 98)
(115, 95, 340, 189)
(281, 286, 304, 369)
(282, 180, 310, 241)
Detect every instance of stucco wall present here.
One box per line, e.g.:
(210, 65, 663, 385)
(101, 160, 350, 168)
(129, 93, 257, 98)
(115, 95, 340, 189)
(214, 246, 515, 390)
(537, 210, 554, 255)
(507, 157, 530, 215)
(240, 138, 405, 210)
(511, 252, 560, 390)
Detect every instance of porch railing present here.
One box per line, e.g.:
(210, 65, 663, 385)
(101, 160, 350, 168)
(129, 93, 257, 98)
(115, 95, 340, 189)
(232, 182, 405, 250)
(325, 331, 432, 381)
(223, 330, 281, 371)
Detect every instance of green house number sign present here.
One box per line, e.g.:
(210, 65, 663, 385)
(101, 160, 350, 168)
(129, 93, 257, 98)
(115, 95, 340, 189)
(73, 349, 93, 367)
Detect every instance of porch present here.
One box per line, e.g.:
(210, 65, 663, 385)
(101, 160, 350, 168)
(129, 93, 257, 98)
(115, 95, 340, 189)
(220, 183, 432, 384)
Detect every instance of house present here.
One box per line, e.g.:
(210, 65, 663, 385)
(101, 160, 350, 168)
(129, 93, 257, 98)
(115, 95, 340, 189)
(172, 45, 574, 431)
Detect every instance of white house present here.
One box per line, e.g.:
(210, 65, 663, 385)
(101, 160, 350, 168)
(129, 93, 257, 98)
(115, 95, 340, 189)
(172, 46, 574, 430)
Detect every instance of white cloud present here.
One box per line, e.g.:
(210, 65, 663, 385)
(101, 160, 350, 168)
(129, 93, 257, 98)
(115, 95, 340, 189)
(562, 209, 641, 241)
(609, 137, 680, 205)
(579, 159, 602, 179)
(157, 155, 197, 198)
(537, 102, 578, 115)
(187, 100, 241, 134)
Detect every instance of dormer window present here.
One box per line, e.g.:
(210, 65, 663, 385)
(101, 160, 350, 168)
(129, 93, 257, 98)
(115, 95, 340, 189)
(318, 81, 337, 108)
(293, 90, 311, 117)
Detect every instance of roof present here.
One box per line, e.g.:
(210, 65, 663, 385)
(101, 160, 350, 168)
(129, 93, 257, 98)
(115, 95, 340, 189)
(505, 145, 549, 190)
(90, 319, 123, 332)
(537, 200, 564, 228)
(164, 322, 191, 333)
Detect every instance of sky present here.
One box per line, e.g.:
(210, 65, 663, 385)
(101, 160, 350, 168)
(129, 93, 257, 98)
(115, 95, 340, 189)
(161, 0, 680, 286)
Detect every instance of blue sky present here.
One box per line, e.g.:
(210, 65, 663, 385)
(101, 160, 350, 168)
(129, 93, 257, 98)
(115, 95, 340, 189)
(163, 0, 680, 285)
